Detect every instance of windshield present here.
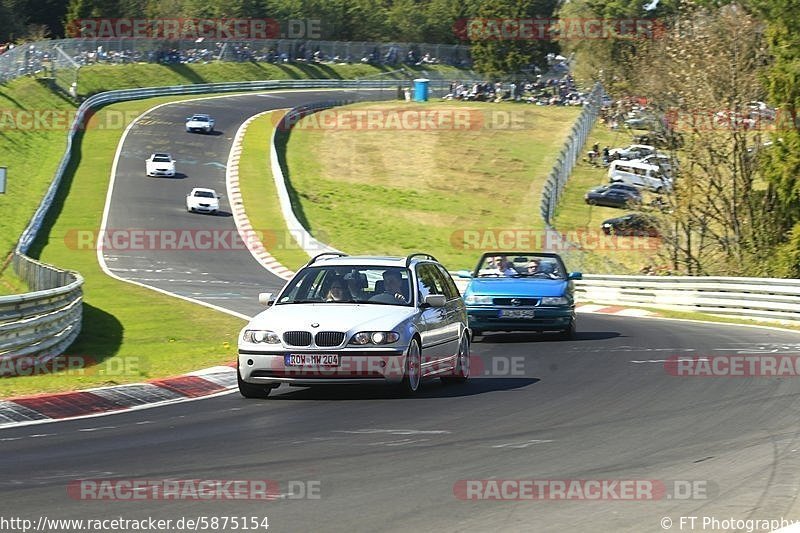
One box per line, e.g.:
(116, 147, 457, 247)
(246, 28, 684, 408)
(192, 115, 209, 121)
(152, 155, 171, 162)
(193, 191, 215, 198)
(277, 266, 412, 305)
(475, 254, 567, 279)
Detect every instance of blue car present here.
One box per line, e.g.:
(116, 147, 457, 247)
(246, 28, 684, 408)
(458, 252, 582, 340)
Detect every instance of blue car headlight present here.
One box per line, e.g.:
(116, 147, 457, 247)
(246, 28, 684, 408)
(464, 295, 493, 305)
(540, 297, 569, 306)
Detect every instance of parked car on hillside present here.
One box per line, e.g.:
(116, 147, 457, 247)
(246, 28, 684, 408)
(601, 213, 660, 237)
(585, 186, 642, 208)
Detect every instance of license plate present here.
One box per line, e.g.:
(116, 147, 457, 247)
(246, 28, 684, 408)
(285, 354, 340, 367)
(500, 309, 535, 318)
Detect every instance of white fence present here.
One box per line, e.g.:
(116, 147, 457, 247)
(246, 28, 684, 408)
(540, 82, 604, 224)
(576, 274, 800, 322)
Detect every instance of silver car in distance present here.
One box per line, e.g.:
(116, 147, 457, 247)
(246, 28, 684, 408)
(237, 253, 470, 398)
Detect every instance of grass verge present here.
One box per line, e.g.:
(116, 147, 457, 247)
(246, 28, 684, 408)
(283, 100, 582, 271)
(0, 96, 248, 399)
(237, 111, 311, 270)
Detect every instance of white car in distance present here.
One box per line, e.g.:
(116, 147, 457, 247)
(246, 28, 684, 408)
(145, 153, 176, 177)
(186, 187, 220, 214)
(185, 114, 215, 133)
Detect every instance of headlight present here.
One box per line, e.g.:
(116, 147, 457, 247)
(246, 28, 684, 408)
(540, 297, 569, 306)
(350, 331, 400, 345)
(242, 329, 281, 344)
(464, 295, 493, 305)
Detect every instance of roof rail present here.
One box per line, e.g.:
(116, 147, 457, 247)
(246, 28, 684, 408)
(306, 252, 348, 267)
(405, 253, 438, 267)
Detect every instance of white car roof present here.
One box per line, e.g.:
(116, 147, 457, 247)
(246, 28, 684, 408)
(307, 256, 436, 269)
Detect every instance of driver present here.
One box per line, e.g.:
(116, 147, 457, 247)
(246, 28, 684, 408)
(369, 270, 408, 303)
(536, 261, 560, 279)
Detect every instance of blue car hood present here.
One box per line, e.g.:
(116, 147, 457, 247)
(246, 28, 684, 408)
(465, 278, 568, 297)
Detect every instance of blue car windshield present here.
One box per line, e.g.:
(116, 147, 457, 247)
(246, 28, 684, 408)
(476, 254, 567, 279)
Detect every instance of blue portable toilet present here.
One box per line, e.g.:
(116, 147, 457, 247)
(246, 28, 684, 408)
(413, 78, 430, 102)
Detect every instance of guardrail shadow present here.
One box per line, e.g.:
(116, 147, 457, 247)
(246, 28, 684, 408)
(273, 120, 313, 231)
(61, 302, 123, 368)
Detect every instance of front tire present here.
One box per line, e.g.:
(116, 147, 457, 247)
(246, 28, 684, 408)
(442, 335, 470, 384)
(237, 368, 272, 398)
(400, 339, 422, 395)
(557, 320, 576, 340)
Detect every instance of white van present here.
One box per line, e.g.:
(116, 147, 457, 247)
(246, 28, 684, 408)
(608, 160, 672, 193)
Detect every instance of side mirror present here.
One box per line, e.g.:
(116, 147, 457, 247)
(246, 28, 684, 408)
(455, 270, 473, 279)
(568, 272, 582, 280)
(186, 117, 191, 121)
(258, 292, 274, 306)
(423, 294, 447, 308)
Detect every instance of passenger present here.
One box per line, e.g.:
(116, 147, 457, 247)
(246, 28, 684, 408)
(326, 279, 351, 302)
(502, 260, 518, 276)
(345, 271, 367, 300)
(526, 260, 540, 275)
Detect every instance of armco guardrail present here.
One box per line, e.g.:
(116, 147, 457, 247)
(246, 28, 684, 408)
(4, 78, 414, 371)
(576, 274, 800, 322)
(540, 82, 604, 225)
(0, 253, 83, 373)
(270, 101, 347, 257)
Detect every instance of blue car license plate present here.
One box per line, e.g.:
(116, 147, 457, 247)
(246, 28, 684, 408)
(500, 309, 535, 318)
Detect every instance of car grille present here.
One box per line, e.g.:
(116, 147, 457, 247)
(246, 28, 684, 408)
(315, 331, 345, 347)
(493, 297, 539, 306)
(283, 331, 312, 346)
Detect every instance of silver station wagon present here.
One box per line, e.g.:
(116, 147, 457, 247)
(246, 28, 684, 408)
(237, 253, 470, 397)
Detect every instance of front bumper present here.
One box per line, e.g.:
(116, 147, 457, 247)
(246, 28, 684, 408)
(238, 348, 408, 385)
(467, 306, 574, 332)
(191, 204, 218, 212)
(148, 169, 175, 176)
